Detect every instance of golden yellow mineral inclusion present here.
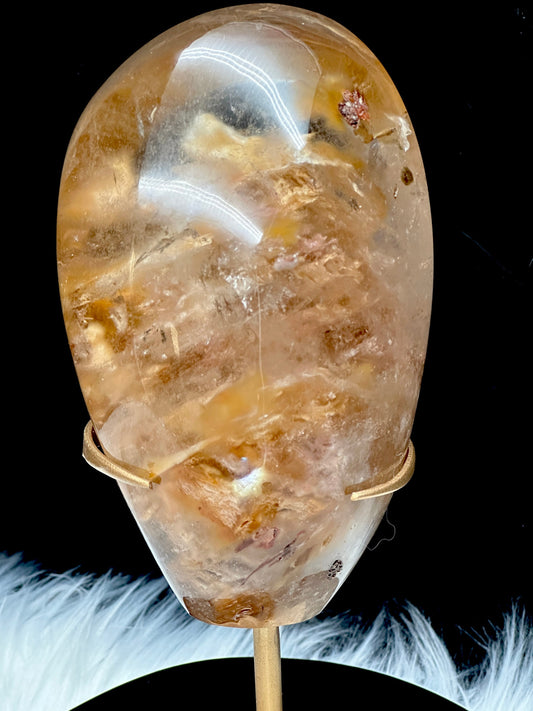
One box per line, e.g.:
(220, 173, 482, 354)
(57, 4, 432, 627)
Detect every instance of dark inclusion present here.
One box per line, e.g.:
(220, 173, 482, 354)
(308, 116, 346, 148)
(401, 167, 414, 185)
(327, 560, 343, 578)
(204, 86, 278, 134)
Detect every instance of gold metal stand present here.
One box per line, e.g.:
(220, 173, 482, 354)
(347, 442, 415, 501)
(82, 421, 160, 488)
(82, 421, 416, 711)
(254, 627, 283, 711)
(82, 420, 415, 500)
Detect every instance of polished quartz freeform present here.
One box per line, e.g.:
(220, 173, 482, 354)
(57, 4, 433, 627)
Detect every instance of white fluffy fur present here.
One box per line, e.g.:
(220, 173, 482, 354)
(1, 553, 531, 711)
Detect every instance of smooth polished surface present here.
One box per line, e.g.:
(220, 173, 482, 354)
(58, 4, 432, 627)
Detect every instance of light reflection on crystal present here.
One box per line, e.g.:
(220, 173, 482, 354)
(178, 25, 311, 149)
(139, 175, 263, 245)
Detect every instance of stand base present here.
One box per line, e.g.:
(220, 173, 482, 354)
(72, 659, 464, 709)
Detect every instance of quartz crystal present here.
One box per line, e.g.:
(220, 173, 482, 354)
(57, 4, 432, 627)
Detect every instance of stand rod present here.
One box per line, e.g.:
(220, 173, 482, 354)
(253, 627, 283, 711)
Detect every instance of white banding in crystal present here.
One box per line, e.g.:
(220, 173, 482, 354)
(180, 45, 305, 150)
(139, 175, 263, 246)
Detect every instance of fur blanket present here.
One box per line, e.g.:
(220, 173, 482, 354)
(1, 553, 531, 711)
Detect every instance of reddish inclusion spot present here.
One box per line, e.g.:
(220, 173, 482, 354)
(338, 89, 370, 128)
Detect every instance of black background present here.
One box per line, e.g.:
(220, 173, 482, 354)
(6, 1, 531, 668)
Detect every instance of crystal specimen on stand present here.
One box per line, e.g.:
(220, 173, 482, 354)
(57, 4, 432, 627)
